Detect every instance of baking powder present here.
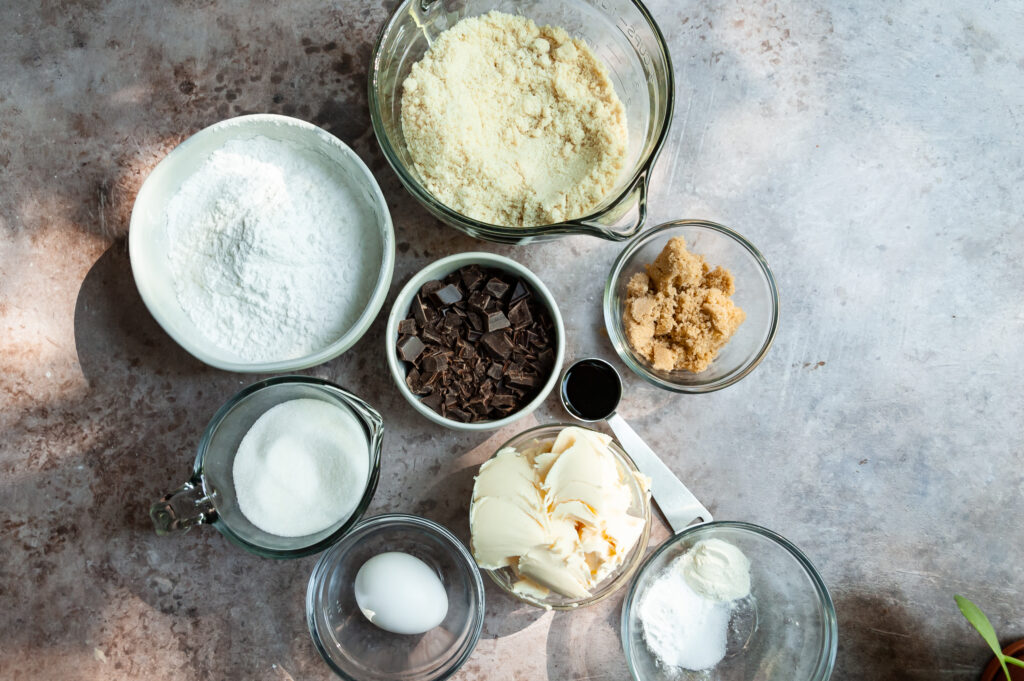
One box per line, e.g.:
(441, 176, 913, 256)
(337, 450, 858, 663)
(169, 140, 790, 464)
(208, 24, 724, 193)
(165, 134, 379, 362)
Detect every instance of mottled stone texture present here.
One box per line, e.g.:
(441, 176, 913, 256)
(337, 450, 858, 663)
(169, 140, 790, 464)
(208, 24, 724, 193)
(1, 0, 1022, 679)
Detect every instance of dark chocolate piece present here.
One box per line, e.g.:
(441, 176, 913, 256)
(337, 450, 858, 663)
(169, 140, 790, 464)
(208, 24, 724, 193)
(411, 295, 431, 326)
(507, 300, 532, 329)
(509, 280, 530, 303)
(461, 266, 486, 291)
(491, 394, 516, 410)
(421, 280, 444, 297)
(484, 277, 510, 299)
(481, 331, 514, 360)
(468, 291, 490, 312)
(421, 392, 442, 412)
(430, 283, 463, 307)
(486, 311, 510, 333)
(396, 335, 425, 363)
(487, 362, 504, 380)
(423, 354, 449, 374)
(398, 318, 418, 336)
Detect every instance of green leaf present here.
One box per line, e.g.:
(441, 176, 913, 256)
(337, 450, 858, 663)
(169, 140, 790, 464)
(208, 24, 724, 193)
(955, 595, 1011, 681)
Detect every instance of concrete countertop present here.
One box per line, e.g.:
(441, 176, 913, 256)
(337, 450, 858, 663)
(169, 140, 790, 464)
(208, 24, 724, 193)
(2, 1, 1022, 679)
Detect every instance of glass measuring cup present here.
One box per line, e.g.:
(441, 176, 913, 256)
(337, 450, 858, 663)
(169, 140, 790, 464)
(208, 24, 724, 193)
(560, 358, 711, 533)
(369, 0, 675, 244)
(150, 376, 383, 558)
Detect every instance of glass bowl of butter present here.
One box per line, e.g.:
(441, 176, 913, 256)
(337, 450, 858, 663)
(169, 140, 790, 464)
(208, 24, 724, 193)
(469, 423, 652, 610)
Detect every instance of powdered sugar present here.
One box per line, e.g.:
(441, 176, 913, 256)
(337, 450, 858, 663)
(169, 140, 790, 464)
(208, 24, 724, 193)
(165, 134, 380, 362)
(639, 540, 752, 672)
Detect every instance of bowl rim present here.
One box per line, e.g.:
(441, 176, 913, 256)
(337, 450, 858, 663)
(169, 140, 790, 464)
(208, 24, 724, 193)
(305, 513, 486, 681)
(128, 113, 396, 373)
(470, 422, 653, 610)
(620, 520, 838, 681)
(384, 252, 566, 431)
(603, 219, 780, 393)
(367, 0, 675, 241)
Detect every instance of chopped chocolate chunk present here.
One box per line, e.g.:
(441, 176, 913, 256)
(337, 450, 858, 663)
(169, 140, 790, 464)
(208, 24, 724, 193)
(421, 325, 444, 345)
(468, 291, 490, 312)
(423, 354, 448, 374)
(398, 318, 418, 336)
(508, 370, 540, 389)
(481, 331, 514, 360)
(396, 335, 426, 363)
(509, 280, 530, 303)
(507, 299, 532, 329)
(430, 283, 463, 307)
(421, 392, 442, 411)
(491, 394, 516, 410)
(487, 362, 504, 380)
(461, 265, 486, 291)
(484, 277, 510, 299)
(442, 314, 463, 331)
(466, 330, 482, 342)
(486, 310, 510, 333)
(466, 311, 484, 332)
(447, 407, 471, 422)
(412, 294, 434, 326)
(421, 280, 444, 297)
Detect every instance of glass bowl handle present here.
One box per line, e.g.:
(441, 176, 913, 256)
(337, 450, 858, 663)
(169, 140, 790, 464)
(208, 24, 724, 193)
(566, 167, 650, 241)
(150, 476, 216, 535)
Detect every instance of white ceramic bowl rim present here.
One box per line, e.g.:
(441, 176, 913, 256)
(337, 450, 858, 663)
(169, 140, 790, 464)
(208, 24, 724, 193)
(385, 252, 566, 431)
(128, 113, 395, 373)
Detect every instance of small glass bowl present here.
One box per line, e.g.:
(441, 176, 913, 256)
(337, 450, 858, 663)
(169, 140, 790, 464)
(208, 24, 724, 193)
(622, 521, 837, 681)
(471, 423, 652, 610)
(604, 220, 779, 393)
(306, 514, 485, 681)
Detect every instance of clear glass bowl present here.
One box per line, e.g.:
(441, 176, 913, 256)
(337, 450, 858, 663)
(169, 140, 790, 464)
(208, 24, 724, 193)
(471, 423, 652, 610)
(604, 220, 780, 393)
(306, 514, 485, 681)
(622, 521, 838, 681)
(368, 0, 674, 244)
(150, 376, 383, 559)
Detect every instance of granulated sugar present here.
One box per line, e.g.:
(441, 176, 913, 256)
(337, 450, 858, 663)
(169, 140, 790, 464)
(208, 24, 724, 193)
(164, 134, 380, 362)
(232, 398, 370, 537)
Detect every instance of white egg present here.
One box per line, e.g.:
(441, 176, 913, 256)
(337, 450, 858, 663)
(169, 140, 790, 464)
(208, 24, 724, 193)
(354, 552, 449, 635)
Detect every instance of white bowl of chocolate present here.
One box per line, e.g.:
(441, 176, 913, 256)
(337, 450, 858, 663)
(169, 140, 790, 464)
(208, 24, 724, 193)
(385, 253, 565, 430)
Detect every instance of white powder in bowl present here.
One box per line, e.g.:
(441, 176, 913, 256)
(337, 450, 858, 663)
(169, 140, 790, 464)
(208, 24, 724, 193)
(638, 540, 752, 671)
(164, 134, 381, 362)
(232, 398, 370, 537)
(401, 11, 628, 228)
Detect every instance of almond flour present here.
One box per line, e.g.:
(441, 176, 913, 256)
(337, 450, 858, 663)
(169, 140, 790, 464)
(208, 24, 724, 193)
(401, 11, 628, 227)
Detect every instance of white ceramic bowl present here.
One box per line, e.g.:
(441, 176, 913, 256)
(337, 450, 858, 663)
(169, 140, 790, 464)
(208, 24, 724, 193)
(385, 253, 565, 431)
(129, 114, 395, 372)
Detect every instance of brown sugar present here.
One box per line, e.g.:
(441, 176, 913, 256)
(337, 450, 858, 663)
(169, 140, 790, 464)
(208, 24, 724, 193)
(623, 237, 745, 373)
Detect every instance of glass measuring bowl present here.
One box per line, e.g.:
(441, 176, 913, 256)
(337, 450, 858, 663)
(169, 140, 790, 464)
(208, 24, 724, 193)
(150, 376, 383, 558)
(369, 0, 674, 244)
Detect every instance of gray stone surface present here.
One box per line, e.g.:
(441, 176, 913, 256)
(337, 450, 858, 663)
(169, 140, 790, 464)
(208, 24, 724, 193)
(1, 1, 1022, 679)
